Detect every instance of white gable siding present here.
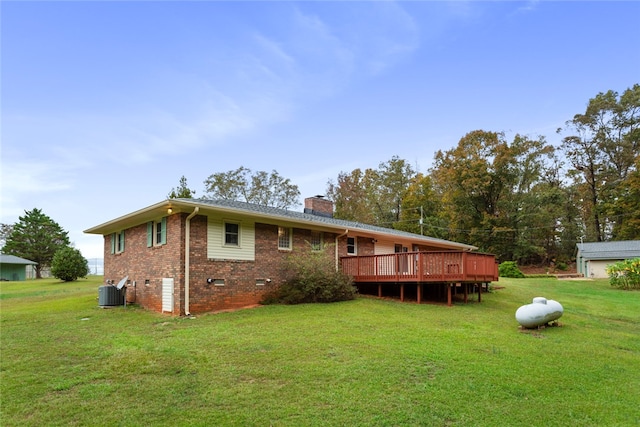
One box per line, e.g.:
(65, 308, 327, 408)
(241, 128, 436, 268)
(207, 215, 255, 261)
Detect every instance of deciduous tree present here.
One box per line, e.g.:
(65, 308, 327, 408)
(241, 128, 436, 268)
(377, 156, 416, 226)
(430, 130, 512, 254)
(203, 167, 300, 209)
(560, 84, 640, 241)
(430, 130, 557, 262)
(613, 155, 640, 240)
(326, 168, 378, 224)
(328, 156, 416, 227)
(396, 173, 444, 237)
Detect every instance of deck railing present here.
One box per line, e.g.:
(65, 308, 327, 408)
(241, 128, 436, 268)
(340, 251, 498, 283)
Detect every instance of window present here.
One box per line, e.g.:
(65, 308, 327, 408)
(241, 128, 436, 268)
(395, 244, 409, 253)
(147, 218, 167, 247)
(156, 221, 163, 245)
(310, 231, 323, 251)
(347, 237, 356, 255)
(117, 231, 125, 252)
(278, 227, 291, 250)
(111, 230, 125, 254)
(225, 222, 240, 246)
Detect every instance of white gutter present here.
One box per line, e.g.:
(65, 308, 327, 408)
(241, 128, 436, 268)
(335, 229, 349, 271)
(184, 207, 199, 316)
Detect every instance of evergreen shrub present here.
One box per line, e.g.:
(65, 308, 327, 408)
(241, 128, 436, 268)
(51, 247, 90, 282)
(498, 261, 525, 278)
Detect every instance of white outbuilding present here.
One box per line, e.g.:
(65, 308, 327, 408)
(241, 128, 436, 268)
(576, 240, 640, 279)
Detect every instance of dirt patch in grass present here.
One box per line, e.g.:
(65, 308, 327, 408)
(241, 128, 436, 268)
(520, 264, 578, 275)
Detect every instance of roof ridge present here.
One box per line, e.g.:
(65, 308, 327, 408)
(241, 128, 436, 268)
(185, 198, 475, 249)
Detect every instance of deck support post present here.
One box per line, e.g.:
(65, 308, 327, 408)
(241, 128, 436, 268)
(478, 283, 482, 303)
(378, 283, 382, 298)
(463, 283, 468, 304)
(400, 284, 405, 302)
(417, 284, 422, 304)
(447, 284, 452, 307)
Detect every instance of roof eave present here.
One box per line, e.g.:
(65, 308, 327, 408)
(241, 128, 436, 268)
(84, 200, 178, 234)
(84, 199, 478, 251)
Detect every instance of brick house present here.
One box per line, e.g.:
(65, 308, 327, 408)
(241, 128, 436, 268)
(84, 196, 478, 315)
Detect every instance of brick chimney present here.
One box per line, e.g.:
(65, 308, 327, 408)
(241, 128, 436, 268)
(304, 195, 334, 218)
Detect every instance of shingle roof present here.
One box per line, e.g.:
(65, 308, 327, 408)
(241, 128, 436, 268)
(179, 198, 476, 250)
(576, 240, 640, 260)
(0, 254, 38, 265)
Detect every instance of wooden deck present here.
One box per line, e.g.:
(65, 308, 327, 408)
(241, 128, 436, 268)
(340, 251, 498, 306)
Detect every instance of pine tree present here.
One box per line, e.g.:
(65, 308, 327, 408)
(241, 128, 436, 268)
(3, 208, 70, 278)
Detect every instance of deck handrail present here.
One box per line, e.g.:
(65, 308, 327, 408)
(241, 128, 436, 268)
(340, 251, 498, 283)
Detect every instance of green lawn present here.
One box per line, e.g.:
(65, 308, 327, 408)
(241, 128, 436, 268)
(1, 277, 639, 426)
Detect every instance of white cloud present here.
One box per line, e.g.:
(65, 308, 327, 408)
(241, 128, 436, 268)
(356, 1, 420, 75)
(0, 158, 75, 224)
(1, 160, 73, 195)
(517, 1, 541, 14)
(1, 1, 428, 227)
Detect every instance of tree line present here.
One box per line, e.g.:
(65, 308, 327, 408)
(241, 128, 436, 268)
(4, 88, 635, 275)
(329, 85, 639, 264)
(175, 85, 639, 265)
(7, 85, 632, 270)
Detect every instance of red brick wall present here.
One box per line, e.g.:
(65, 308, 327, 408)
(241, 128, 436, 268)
(304, 196, 334, 216)
(336, 235, 374, 258)
(103, 214, 343, 315)
(103, 214, 185, 314)
(186, 221, 337, 313)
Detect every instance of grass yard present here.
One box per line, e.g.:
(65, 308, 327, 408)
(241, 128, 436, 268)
(1, 276, 639, 426)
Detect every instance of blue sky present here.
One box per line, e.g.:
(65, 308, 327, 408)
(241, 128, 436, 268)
(2, 1, 639, 259)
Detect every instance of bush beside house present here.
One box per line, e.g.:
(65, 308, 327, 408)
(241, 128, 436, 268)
(262, 246, 357, 304)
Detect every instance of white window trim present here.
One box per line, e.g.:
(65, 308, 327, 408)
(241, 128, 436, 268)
(224, 220, 241, 247)
(147, 218, 167, 247)
(111, 230, 125, 254)
(347, 236, 357, 255)
(310, 231, 323, 252)
(278, 226, 292, 251)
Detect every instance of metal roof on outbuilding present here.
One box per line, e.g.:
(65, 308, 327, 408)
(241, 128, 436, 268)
(0, 254, 38, 265)
(576, 240, 640, 260)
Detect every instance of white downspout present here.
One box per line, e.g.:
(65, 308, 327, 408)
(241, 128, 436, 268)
(184, 207, 199, 316)
(335, 229, 349, 271)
